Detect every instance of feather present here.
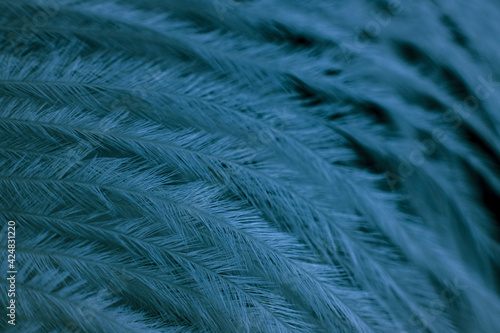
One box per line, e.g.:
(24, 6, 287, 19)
(0, 0, 499, 332)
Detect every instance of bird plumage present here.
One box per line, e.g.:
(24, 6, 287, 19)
(0, 0, 499, 332)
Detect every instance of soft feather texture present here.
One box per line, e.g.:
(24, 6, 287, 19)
(0, 0, 499, 332)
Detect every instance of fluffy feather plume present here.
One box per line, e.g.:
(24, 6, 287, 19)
(0, 0, 499, 332)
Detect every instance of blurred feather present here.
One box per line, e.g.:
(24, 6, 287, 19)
(0, 0, 499, 332)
